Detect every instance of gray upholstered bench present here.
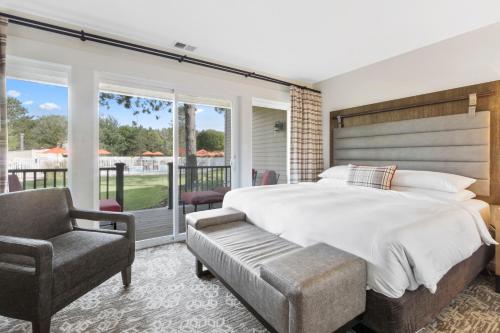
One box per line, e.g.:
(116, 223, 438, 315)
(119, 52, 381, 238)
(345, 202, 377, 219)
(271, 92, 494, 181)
(186, 208, 367, 333)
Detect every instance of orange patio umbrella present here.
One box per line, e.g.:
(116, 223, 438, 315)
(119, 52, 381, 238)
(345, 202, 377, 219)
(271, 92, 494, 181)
(196, 149, 209, 157)
(151, 151, 164, 156)
(43, 147, 67, 155)
(211, 151, 225, 157)
(142, 151, 155, 156)
(98, 149, 111, 155)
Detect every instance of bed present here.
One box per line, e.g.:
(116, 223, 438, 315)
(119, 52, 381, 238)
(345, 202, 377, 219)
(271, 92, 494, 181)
(223, 108, 498, 332)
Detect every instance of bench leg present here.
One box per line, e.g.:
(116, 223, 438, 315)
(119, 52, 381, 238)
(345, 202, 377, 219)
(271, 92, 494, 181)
(183, 202, 186, 215)
(195, 259, 212, 278)
(32, 318, 51, 333)
(496, 275, 500, 293)
(121, 265, 132, 287)
(194, 204, 198, 212)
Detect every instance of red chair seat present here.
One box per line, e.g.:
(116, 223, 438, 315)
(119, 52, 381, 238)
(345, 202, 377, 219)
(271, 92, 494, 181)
(181, 191, 224, 205)
(99, 199, 122, 212)
(214, 187, 231, 196)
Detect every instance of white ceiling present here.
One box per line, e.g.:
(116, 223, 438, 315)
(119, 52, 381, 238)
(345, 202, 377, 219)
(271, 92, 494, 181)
(1, 0, 500, 84)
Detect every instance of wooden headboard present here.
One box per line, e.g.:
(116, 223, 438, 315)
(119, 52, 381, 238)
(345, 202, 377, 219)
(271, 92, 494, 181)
(330, 81, 500, 203)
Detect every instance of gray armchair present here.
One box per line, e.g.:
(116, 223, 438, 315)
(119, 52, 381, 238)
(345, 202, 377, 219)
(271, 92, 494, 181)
(0, 188, 135, 333)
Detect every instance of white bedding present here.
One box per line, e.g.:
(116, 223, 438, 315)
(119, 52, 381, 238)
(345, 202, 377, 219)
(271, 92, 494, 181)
(222, 183, 497, 298)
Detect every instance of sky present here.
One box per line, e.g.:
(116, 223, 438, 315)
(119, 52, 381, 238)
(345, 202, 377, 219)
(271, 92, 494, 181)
(7, 78, 226, 131)
(7, 78, 68, 118)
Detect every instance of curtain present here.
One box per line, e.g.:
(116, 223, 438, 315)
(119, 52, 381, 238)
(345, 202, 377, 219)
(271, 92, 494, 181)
(289, 86, 323, 183)
(0, 18, 7, 193)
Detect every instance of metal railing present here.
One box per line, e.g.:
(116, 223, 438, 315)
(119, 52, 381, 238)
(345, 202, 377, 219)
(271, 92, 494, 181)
(8, 168, 68, 190)
(8, 163, 125, 209)
(167, 162, 231, 209)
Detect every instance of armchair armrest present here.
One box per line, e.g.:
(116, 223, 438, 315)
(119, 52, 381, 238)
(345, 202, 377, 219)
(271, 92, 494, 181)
(0, 235, 53, 275)
(260, 243, 366, 333)
(0, 235, 54, 320)
(186, 208, 245, 230)
(70, 209, 135, 239)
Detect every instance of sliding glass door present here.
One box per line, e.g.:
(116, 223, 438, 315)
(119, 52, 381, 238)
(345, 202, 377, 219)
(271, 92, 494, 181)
(94, 83, 232, 245)
(98, 83, 175, 242)
(176, 95, 232, 231)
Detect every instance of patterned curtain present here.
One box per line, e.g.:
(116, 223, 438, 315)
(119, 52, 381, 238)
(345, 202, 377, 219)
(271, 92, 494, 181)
(289, 86, 323, 183)
(0, 18, 7, 193)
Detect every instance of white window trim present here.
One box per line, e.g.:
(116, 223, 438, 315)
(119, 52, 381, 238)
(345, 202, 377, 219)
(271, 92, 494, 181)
(7, 55, 70, 86)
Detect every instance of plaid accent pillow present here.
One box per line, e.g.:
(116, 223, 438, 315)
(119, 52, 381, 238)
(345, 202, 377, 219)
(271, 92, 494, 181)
(346, 164, 397, 190)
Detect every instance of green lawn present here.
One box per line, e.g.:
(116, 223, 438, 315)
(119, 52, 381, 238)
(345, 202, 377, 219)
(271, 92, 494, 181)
(21, 173, 169, 211)
(101, 174, 168, 211)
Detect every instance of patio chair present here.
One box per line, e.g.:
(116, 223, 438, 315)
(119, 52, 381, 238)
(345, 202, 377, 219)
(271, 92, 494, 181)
(99, 199, 123, 230)
(261, 170, 280, 185)
(8, 174, 23, 192)
(0, 188, 135, 333)
(181, 190, 224, 214)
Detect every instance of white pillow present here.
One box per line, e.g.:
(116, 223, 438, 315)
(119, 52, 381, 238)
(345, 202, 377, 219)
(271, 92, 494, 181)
(392, 186, 476, 201)
(317, 178, 347, 186)
(318, 165, 349, 179)
(392, 170, 476, 193)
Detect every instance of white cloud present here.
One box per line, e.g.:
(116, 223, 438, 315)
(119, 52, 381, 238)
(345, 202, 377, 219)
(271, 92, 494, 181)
(23, 100, 34, 106)
(39, 102, 61, 111)
(196, 107, 204, 112)
(7, 90, 21, 98)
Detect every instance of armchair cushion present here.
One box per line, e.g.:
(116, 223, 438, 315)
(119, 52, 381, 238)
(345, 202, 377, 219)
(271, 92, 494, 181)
(49, 230, 129, 297)
(0, 188, 73, 240)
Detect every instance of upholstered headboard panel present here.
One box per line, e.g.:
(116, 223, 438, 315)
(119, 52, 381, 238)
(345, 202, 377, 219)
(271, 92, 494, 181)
(333, 111, 490, 196)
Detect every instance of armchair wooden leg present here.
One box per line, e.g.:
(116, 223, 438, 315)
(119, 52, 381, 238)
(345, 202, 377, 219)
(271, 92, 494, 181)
(121, 265, 132, 287)
(32, 317, 51, 333)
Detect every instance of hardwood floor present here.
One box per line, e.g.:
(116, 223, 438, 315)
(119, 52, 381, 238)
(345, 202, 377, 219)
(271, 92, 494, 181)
(100, 203, 222, 241)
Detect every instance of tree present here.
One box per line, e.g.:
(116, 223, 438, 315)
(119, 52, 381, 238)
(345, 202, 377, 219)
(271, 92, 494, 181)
(7, 97, 35, 150)
(31, 115, 67, 148)
(99, 93, 172, 119)
(99, 116, 127, 154)
(197, 129, 224, 151)
(99, 93, 177, 155)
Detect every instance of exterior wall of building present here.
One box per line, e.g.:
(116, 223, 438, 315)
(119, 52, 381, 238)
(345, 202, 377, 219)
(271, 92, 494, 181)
(252, 106, 287, 184)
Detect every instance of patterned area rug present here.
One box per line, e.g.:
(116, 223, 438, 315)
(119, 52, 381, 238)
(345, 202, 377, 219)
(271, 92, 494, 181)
(0, 243, 498, 333)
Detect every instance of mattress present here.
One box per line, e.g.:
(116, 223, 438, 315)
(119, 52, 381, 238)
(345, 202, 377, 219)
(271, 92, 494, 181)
(223, 183, 496, 298)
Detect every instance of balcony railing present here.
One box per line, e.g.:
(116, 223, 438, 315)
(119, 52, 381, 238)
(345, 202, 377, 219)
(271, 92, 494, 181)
(9, 162, 230, 211)
(8, 163, 125, 209)
(8, 168, 68, 190)
(167, 162, 231, 209)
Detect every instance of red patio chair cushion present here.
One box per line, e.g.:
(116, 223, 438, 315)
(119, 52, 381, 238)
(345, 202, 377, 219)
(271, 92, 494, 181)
(99, 199, 122, 212)
(181, 191, 224, 205)
(214, 187, 231, 196)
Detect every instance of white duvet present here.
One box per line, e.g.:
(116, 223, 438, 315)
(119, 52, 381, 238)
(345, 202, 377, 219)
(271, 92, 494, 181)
(222, 183, 497, 298)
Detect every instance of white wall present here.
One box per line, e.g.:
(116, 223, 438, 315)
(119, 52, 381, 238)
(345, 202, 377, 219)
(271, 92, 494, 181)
(314, 22, 500, 168)
(5, 24, 290, 211)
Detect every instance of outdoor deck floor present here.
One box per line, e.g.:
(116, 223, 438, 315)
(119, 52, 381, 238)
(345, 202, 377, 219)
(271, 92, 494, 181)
(103, 203, 222, 241)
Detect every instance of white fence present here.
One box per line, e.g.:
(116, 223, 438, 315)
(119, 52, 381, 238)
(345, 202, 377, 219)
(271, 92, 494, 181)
(8, 151, 226, 175)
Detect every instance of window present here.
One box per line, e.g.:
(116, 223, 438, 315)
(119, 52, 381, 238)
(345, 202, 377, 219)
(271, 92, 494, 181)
(7, 78, 69, 189)
(252, 106, 287, 185)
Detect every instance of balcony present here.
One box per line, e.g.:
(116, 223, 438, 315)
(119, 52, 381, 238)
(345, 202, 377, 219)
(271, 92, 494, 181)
(8, 162, 230, 241)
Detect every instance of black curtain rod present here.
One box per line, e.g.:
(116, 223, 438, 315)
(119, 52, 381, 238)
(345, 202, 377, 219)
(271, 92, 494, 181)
(1, 12, 321, 94)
